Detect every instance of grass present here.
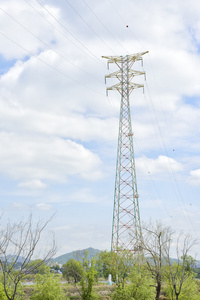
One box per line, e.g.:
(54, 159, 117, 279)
(23, 282, 115, 300)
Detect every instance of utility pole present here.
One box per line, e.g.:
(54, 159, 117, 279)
(103, 51, 148, 257)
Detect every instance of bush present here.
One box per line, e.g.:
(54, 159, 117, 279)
(31, 272, 67, 300)
(111, 269, 155, 300)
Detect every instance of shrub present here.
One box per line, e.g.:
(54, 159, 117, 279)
(31, 272, 67, 300)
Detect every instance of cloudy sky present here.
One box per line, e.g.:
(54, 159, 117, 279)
(0, 0, 200, 258)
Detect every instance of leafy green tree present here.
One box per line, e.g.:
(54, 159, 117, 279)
(80, 258, 98, 300)
(96, 249, 134, 285)
(111, 267, 155, 300)
(62, 259, 83, 283)
(116, 250, 135, 287)
(27, 260, 50, 275)
(0, 275, 24, 300)
(95, 250, 117, 281)
(31, 272, 66, 300)
(140, 221, 173, 300)
(0, 282, 9, 300)
(50, 264, 60, 272)
(165, 266, 200, 300)
(164, 234, 198, 300)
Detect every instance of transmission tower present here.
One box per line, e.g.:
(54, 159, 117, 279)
(103, 51, 148, 256)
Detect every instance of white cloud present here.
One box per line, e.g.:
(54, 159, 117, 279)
(188, 169, 200, 186)
(136, 155, 183, 176)
(36, 203, 52, 211)
(53, 225, 71, 231)
(0, 0, 200, 256)
(0, 1, 60, 60)
(18, 179, 47, 189)
(0, 132, 103, 183)
(70, 188, 99, 204)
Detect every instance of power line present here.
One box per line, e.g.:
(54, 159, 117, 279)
(81, 0, 130, 54)
(31, 0, 105, 66)
(108, 0, 146, 51)
(0, 30, 104, 97)
(62, 0, 116, 55)
(0, 7, 102, 84)
(142, 74, 195, 231)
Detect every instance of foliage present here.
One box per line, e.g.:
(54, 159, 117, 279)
(164, 235, 198, 300)
(165, 268, 200, 300)
(0, 276, 24, 300)
(141, 221, 173, 300)
(50, 264, 61, 272)
(111, 267, 155, 300)
(193, 267, 200, 278)
(116, 250, 135, 287)
(0, 283, 8, 300)
(30, 272, 66, 300)
(96, 249, 134, 284)
(95, 250, 117, 282)
(0, 214, 56, 300)
(80, 258, 98, 300)
(27, 260, 50, 275)
(62, 259, 84, 283)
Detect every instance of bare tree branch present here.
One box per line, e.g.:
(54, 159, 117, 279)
(0, 214, 57, 300)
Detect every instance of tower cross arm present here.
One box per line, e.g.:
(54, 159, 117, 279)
(107, 82, 144, 92)
(107, 82, 122, 91)
(102, 51, 148, 64)
(105, 70, 122, 79)
(129, 70, 145, 76)
(102, 55, 123, 64)
(129, 82, 144, 89)
(105, 70, 145, 79)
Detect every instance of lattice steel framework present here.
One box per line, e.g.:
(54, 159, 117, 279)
(103, 51, 148, 255)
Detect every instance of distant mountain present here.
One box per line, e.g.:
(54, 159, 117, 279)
(52, 247, 101, 265)
(6, 255, 26, 264)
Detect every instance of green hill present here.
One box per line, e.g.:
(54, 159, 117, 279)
(52, 247, 101, 265)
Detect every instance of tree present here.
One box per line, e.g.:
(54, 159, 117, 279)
(62, 251, 98, 300)
(80, 258, 98, 300)
(27, 260, 50, 275)
(137, 221, 199, 300)
(95, 250, 117, 281)
(0, 282, 7, 300)
(164, 234, 198, 300)
(96, 249, 134, 285)
(165, 264, 199, 300)
(31, 272, 66, 300)
(139, 221, 173, 300)
(111, 266, 155, 300)
(62, 259, 83, 283)
(0, 214, 57, 300)
(115, 250, 135, 287)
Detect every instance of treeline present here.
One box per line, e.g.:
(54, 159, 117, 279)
(0, 215, 199, 300)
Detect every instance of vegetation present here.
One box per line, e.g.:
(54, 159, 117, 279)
(0, 217, 199, 300)
(30, 272, 66, 300)
(164, 266, 199, 300)
(80, 258, 98, 300)
(62, 259, 84, 283)
(27, 260, 50, 275)
(140, 221, 174, 300)
(0, 214, 56, 300)
(111, 267, 155, 300)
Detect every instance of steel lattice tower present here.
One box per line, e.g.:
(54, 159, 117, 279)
(103, 51, 148, 256)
